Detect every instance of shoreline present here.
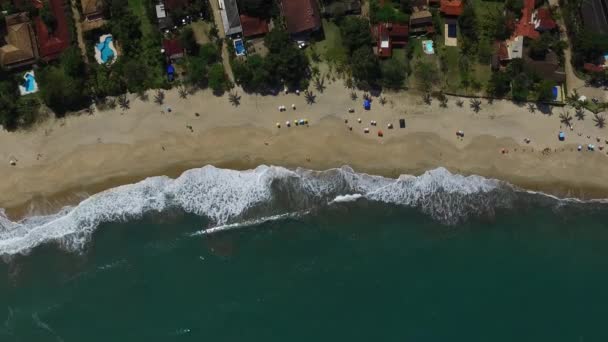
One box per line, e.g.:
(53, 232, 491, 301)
(2, 83, 608, 220)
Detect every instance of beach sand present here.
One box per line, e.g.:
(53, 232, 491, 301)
(2, 82, 608, 219)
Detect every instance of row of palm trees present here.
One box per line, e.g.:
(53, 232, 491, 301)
(559, 110, 606, 128)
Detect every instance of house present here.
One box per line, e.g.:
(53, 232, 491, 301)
(0, 12, 38, 69)
(34, 0, 70, 61)
(409, 10, 434, 36)
(322, 0, 361, 16)
(440, 0, 463, 46)
(155, 2, 174, 30)
(584, 63, 605, 73)
(492, 35, 524, 69)
(523, 48, 565, 83)
(581, 0, 608, 34)
(279, 0, 321, 37)
(81, 0, 104, 21)
(218, 0, 242, 36)
(532, 8, 556, 32)
(162, 38, 184, 60)
(240, 14, 269, 38)
(164, 0, 189, 11)
(513, 0, 539, 39)
(372, 23, 408, 58)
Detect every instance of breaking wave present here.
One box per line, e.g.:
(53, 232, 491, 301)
(0, 165, 604, 256)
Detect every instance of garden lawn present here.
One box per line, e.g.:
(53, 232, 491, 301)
(471, 0, 503, 18)
(310, 19, 348, 65)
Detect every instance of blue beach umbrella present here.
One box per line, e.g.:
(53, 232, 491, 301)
(363, 99, 371, 110)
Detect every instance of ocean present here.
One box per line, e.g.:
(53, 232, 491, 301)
(1, 165, 608, 341)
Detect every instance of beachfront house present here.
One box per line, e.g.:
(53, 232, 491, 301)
(218, 0, 243, 37)
(34, 0, 70, 61)
(162, 38, 185, 60)
(523, 49, 566, 84)
(279, 0, 321, 38)
(372, 23, 408, 58)
(532, 8, 556, 33)
(409, 10, 434, 36)
(0, 12, 38, 70)
(240, 14, 269, 38)
(439, 0, 463, 47)
(492, 35, 523, 69)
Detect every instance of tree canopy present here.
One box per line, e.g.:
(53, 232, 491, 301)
(381, 58, 407, 89)
(339, 17, 372, 54)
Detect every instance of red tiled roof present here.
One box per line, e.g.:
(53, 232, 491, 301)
(35, 0, 70, 61)
(280, 0, 321, 34)
(440, 0, 463, 16)
(513, 0, 539, 39)
(162, 38, 184, 57)
(373, 23, 409, 58)
(240, 14, 269, 37)
(535, 8, 556, 30)
(164, 0, 188, 10)
(495, 41, 509, 60)
(584, 63, 604, 73)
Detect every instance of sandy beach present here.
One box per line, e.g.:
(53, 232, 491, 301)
(2, 81, 608, 219)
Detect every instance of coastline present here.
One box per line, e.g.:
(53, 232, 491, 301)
(2, 83, 608, 220)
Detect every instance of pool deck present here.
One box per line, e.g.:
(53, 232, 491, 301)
(444, 24, 457, 47)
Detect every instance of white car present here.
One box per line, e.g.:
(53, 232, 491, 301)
(297, 41, 308, 49)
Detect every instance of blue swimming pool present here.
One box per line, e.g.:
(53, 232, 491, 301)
(24, 73, 36, 92)
(234, 39, 245, 56)
(96, 36, 115, 63)
(422, 40, 434, 54)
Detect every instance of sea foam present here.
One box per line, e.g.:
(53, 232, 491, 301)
(0, 165, 545, 256)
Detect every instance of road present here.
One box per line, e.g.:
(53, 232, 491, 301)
(208, 0, 235, 82)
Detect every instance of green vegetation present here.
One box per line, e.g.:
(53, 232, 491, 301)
(370, 0, 408, 24)
(231, 28, 310, 92)
(0, 73, 41, 130)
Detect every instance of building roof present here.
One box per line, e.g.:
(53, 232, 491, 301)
(162, 38, 184, 57)
(581, 0, 608, 34)
(372, 23, 409, 57)
(164, 0, 188, 10)
(440, 0, 463, 16)
(81, 0, 103, 16)
(240, 14, 269, 37)
(0, 12, 38, 67)
(35, 0, 70, 61)
(280, 0, 321, 34)
(218, 0, 242, 35)
(513, 0, 539, 39)
(533, 8, 556, 31)
(410, 10, 433, 25)
(524, 49, 565, 83)
(584, 63, 605, 73)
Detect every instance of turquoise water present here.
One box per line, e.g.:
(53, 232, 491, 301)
(234, 39, 245, 55)
(23, 73, 36, 92)
(423, 40, 434, 54)
(1, 166, 608, 341)
(96, 36, 115, 63)
(2, 203, 608, 341)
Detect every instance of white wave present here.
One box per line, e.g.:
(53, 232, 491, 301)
(330, 194, 363, 203)
(0, 165, 571, 256)
(192, 211, 305, 236)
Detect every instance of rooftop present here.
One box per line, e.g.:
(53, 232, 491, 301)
(532, 8, 556, 31)
(581, 0, 608, 34)
(440, 0, 463, 16)
(81, 0, 103, 17)
(35, 0, 70, 61)
(513, 0, 539, 39)
(218, 0, 242, 36)
(0, 12, 38, 68)
(280, 0, 321, 34)
(240, 14, 269, 37)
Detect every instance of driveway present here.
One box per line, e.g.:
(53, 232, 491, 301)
(208, 0, 235, 82)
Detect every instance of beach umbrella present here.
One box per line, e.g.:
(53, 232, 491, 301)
(558, 132, 565, 141)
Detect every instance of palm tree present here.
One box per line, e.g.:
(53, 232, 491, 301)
(456, 99, 464, 107)
(86, 104, 95, 115)
(137, 90, 149, 102)
(470, 98, 482, 113)
(118, 94, 130, 110)
(437, 91, 448, 108)
(593, 113, 606, 128)
(178, 86, 188, 99)
(304, 90, 316, 104)
(422, 93, 432, 105)
(527, 103, 536, 113)
(107, 98, 117, 109)
(228, 91, 241, 106)
(345, 77, 354, 90)
(314, 76, 325, 93)
(154, 90, 165, 105)
(559, 111, 573, 126)
(566, 89, 579, 107)
(363, 93, 372, 101)
(350, 91, 358, 101)
(575, 107, 586, 120)
(379, 96, 387, 106)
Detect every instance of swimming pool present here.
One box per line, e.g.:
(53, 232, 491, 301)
(422, 40, 434, 55)
(95, 34, 117, 64)
(18, 71, 38, 95)
(234, 39, 246, 56)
